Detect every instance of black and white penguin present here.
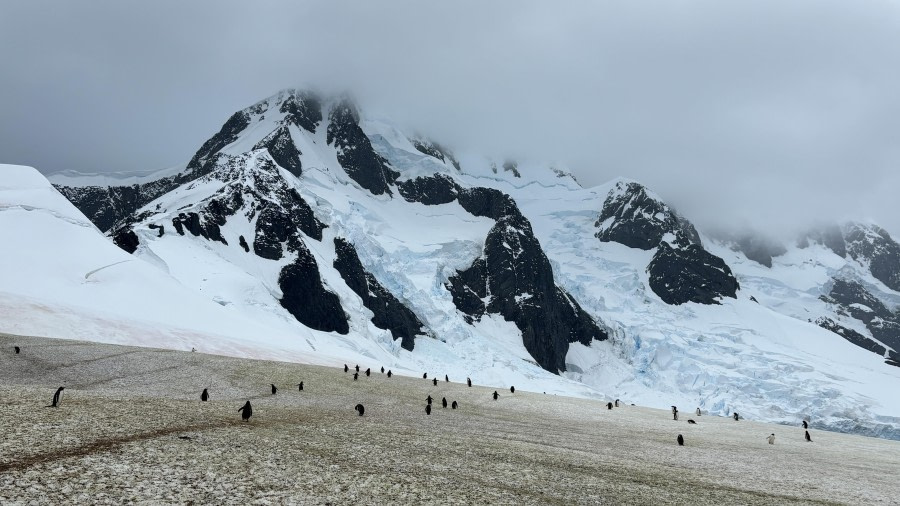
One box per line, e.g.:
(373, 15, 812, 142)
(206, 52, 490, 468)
(607, 402, 613, 410)
(426, 404, 432, 415)
(805, 430, 812, 442)
(49, 387, 65, 407)
(238, 401, 253, 422)
(355, 404, 365, 416)
(271, 384, 277, 395)
(355, 365, 360, 372)
(442, 397, 448, 408)
(802, 420, 808, 429)
(687, 419, 697, 425)
(387, 370, 393, 378)
(344, 364, 349, 373)
(432, 378, 438, 386)
(696, 407, 701, 416)
(733, 412, 739, 421)
(510, 386, 515, 394)
(492, 391, 499, 400)
(381, 367, 385, 374)
(201, 388, 209, 402)
(467, 377, 472, 387)
(353, 372, 359, 381)
(426, 395, 433, 405)
(614, 399, 619, 407)
(445, 375, 449, 383)
(451, 401, 458, 409)
(14, 346, 20, 354)
(366, 368, 371, 377)
(298, 382, 304, 391)
(423, 373, 428, 379)
(677, 434, 684, 446)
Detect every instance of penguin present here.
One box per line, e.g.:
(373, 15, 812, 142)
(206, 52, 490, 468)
(696, 407, 701, 416)
(802, 420, 808, 429)
(445, 375, 449, 383)
(805, 430, 812, 442)
(191, 347, 197, 353)
(201, 388, 209, 402)
(432, 378, 438, 386)
(677, 434, 684, 446)
(238, 401, 252, 422)
(14, 346, 20, 354)
(387, 370, 393, 378)
(355, 404, 365, 416)
(467, 377, 472, 387)
(673, 407, 678, 421)
(671, 405, 677, 414)
(733, 412, 739, 421)
(510, 386, 515, 394)
(271, 384, 277, 395)
(381, 366, 385, 374)
(353, 372, 359, 381)
(442, 397, 447, 408)
(451, 401, 458, 409)
(614, 399, 619, 407)
(298, 382, 304, 391)
(767, 433, 776, 445)
(355, 365, 360, 373)
(366, 368, 371, 377)
(687, 419, 697, 425)
(426, 404, 432, 415)
(423, 373, 428, 379)
(49, 387, 65, 407)
(426, 395, 433, 405)
(344, 364, 349, 373)
(492, 391, 499, 400)
(607, 402, 613, 410)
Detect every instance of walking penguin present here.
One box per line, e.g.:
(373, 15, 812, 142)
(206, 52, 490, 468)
(49, 387, 65, 407)
(767, 433, 775, 445)
(426, 404, 432, 415)
(607, 402, 613, 410)
(387, 370, 393, 378)
(14, 346, 20, 354)
(442, 397, 447, 408)
(366, 368, 371, 377)
(733, 412, 739, 421)
(298, 382, 304, 391)
(201, 388, 209, 402)
(344, 364, 349, 373)
(426, 395, 433, 405)
(445, 374, 449, 383)
(432, 378, 438, 386)
(492, 391, 499, 401)
(271, 384, 277, 395)
(451, 401, 458, 409)
(677, 434, 684, 446)
(805, 430, 812, 442)
(802, 420, 808, 429)
(238, 401, 253, 422)
(353, 372, 359, 381)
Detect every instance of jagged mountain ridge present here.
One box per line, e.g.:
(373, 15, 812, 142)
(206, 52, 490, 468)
(50, 89, 900, 438)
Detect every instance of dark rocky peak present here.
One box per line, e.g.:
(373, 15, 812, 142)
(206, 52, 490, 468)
(187, 111, 252, 177)
(410, 137, 462, 171)
(277, 89, 322, 133)
(822, 278, 900, 361)
(397, 174, 459, 206)
(55, 175, 181, 232)
(327, 98, 399, 196)
(253, 126, 303, 178)
(798, 224, 846, 258)
(278, 246, 349, 335)
(595, 180, 700, 250)
(646, 242, 740, 305)
(397, 175, 520, 221)
(843, 223, 900, 293)
(332, 238, 426, 351)
(710, 228, 787, 268)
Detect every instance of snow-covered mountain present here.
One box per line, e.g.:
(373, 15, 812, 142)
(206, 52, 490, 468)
(13, 88, 900, 439)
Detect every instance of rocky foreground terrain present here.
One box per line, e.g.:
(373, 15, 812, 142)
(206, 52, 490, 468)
(2, 333, 898, 505)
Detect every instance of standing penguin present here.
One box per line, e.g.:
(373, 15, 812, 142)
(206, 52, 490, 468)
(467, 377, 472, 387)
(271, 384, 277, 395)
(492, 391, 499, 400)
(423, 373, 428, 379)
(381, 366, 385, 374)
(426, 404, 432, 415)
(432, 378, 438, 386)
(387, 370, 393, 378)
(805, 430, 812, 442)
(442, 397, 448, 408)
(14, 346, 20, 354)
(353, 372, 359, 381)
(606, 402, 613, 410)
(445, 375, 449, 383)
(49, 387, 65, 407)
(201, 388, 209, 402)
(510, 386, 515, 394)
(355, 404, 365, 416)
(733, 412, 739, 421)
(802, 420, 808, 429)
(366, 368, 371, 377)
(344, 364, 349, 373)
(426, 395, 433, 405)
(298, 382, 304, 391)
(767, 433, 776, 445)
(614, 399, 619, 407)
(238, 401, 252, 422)
(673, 407, 679, 421)
(696, 407, 701, 416)
(677, 434, 684, 446)
(451, 401, 458, 409)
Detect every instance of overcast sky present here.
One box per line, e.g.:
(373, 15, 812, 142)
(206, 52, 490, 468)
(2, 1, 899, 238)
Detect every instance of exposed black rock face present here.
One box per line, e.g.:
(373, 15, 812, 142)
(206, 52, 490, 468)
(254, 126, 303, 178)
(171, 212, 227, 245)
(333, 238, 425, 350)
(456, 187, 520, 221)
(822, 279, 900, 355)
(148, 224, 164, 237)
(595, 181, 700, 250)
(647, 242, 740, 305)
(816, 316, 887, 356)
(326, 99, 399, 196)
(253, 185, 324, 260)
(112, 227, 139, 254)
(843, 224, 900, 292)
(238, 235, 249, 252)
(55, 175, 181, 232)
(278, 247, 349, 334)
(279, 91, 322, 133)
(411, 138, 461, 171)
(397, 174, 458, 205)
(502, 160, 521, 178)
(800, 224, 847, 258)
(187, 111, 250, 176)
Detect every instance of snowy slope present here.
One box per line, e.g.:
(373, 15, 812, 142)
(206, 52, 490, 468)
(23, 89, 900, 439)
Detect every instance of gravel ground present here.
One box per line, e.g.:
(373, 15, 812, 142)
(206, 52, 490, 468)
(2, 333, 899, 505)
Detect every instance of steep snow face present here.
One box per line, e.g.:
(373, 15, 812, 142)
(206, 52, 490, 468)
(27, 89, 900, 439)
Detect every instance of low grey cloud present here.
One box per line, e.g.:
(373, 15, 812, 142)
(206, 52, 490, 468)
(1, 1, 898, 238)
